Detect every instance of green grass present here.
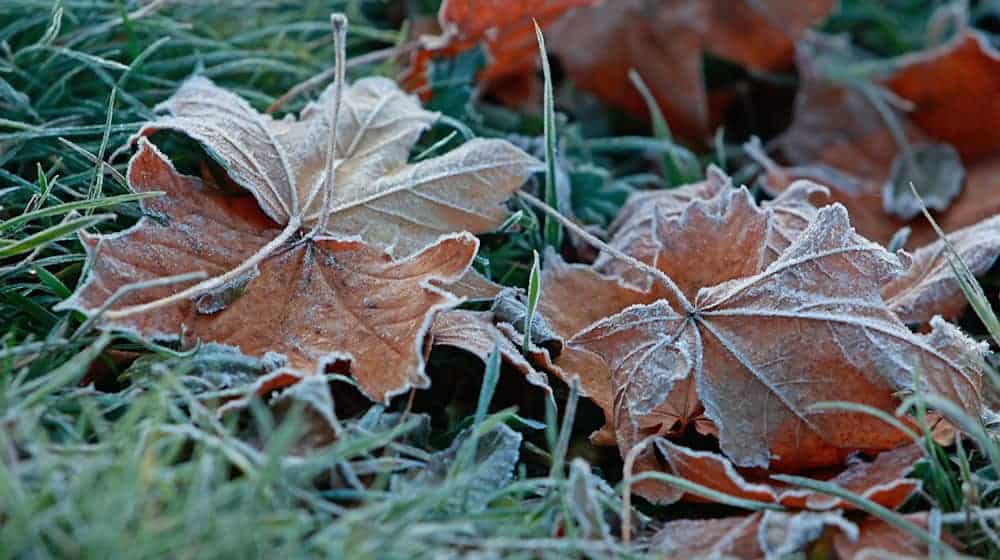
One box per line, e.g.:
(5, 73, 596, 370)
(3, 1, 1000, 559)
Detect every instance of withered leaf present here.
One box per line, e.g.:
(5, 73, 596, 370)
(642, 438, 921, 509)
(833, 513, 957, 560)
(59, 141, 478, 402)
(548, 0, 834, 140)
(769, 31, 1000, 248)
(430, 309, 552, 396)
(887, 29, 1000, 162)
(575, 204, 982, 470)
(537, 251, 710, 446)
(135, 75, 541, 257)
(539, 178, 827, 446)
(651, 510, 857, 560)
(422, 0, 595, 82)
(884, 215, 1000, 325)
(598, 169, 830, 288)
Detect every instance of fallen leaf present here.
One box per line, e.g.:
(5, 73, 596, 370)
(575, 203, 982, 470)
(768, 31, 1000, 248)
(135, 75, 541, 257)
(651, 509, 857, 559)
(881, 141, 964, 220)
(595, 166, 729, 290)
(758, 145, 1000, 249)
(597, 168, 830, 287)
(548, 0, 834, 140)
(490, 287, 563, 355)
(883, 215, 1000, 324)
(887, 29, 1000, 162)
(405, 0, 595, 101)
(777, 32, 911, 184)
(430, 309, 552, 396)
(833, 513, 957, 560)
(59, 140, 478, 402)
(643, 438, 922, 509)
(536, 250, 710, 446)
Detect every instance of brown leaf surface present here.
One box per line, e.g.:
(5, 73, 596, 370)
(883, 215, 1000, 324)
(760, 149, 1000, 249)
(643, 438, 921, 509)
(576, 204, 982, 470)
(768, 31, 1000, 248)
(135, 75, 540, 257)
(59, 140, 477, 402)
(598, 170, 829, 287)
(548, 0, 834, 140)
(404, 0, 595, 101)
(833, 513, 958, 560)
(887, 30, 1000, 162)
(651, 510, 857, 559)
(430, 309, 551, 395)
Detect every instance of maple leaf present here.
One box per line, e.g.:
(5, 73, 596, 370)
(536, 251, 710, 446)
(766, 31, 1000, 248)
(134, 75, 541, 257)
(574, 202, 983, 470)
(58, 140, 478, 402)
(641, 438, 921, 509)
(547, 0, 834, 140)
(537, 174, 828, 447)
(883, 216, 1000, 325)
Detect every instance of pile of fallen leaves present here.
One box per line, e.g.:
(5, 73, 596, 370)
(56, 2, 1000, 558)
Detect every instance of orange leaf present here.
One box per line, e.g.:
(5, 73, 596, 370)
(575, 200, 982, 470)
(833, 513, 959, 559)
(405, 0, 595, 99)
(59, 140, 477, 402)
(883, 216, 1000, 325)
(888, 30, 1000, 162)
(642, 439, 921, 509)
(430, 309, 552, 395)
(651, 509, 857, 559)
(548, 0, 835, 140)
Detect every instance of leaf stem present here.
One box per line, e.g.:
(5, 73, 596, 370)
(304, 13, 348, 241)
(104, 216, 301, 319)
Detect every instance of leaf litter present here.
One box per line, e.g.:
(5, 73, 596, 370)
(13, 3, 1000, 559)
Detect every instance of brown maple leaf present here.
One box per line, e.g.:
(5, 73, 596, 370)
(537, 174, 830, 447)
(766, 31, 1000, 248)
(536, 251, 709, 446)
(134, 75, 541, 258)
(651, 509, 858, 559)
(59, 141, 477, 402)
(547, 0, 834, 140)
(833, 513, 957, 560)
(574, 202, 982, 470)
